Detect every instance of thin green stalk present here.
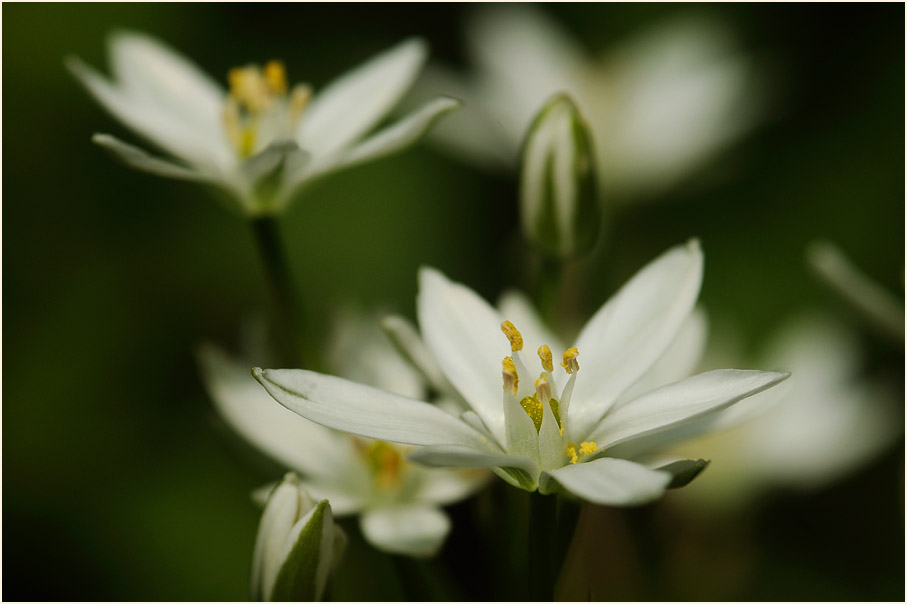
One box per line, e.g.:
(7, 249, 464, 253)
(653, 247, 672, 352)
(534, 254, 565, 324)
(250, 215, 305, 366)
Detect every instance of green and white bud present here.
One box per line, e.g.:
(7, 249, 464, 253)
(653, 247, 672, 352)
(519, 93, 600, 258)
(251, 473, 346, 602)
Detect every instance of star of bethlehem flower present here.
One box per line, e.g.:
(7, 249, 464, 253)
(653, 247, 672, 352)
(410, 5, 766, 202)
(253, 241, 790, 506)
(198, 311, 486, 558)
(68, 32, 459, 215)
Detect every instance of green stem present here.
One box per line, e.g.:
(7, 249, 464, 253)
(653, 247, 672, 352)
(534, 255, 564, 324)
(250, 216, 305, 366)
(529, 491, 558, 600)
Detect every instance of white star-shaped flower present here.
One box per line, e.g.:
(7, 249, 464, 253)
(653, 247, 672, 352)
(198, 312, 486, 557)
(254, 241, 789, 506)
(69, 32, 459, 215)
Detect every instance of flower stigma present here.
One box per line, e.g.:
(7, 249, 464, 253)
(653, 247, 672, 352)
(223, 60, 312, 158)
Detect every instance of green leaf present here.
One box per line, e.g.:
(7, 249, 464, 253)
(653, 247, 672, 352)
(269, 500, 329, 602)
(657, 458, 711, 489)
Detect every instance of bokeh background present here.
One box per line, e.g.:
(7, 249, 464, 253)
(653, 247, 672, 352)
(3, 3, 903, 600)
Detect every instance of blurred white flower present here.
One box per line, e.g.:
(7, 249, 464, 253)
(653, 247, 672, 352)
(415, 5, 766, 202)
(252, 473, 345, 601)
(69, 32, 459, 215)
(254, 241, 789, 506)
(807, 240, 904, 342)
(198, 312, 486, 558)
(665, 314, 900, 510)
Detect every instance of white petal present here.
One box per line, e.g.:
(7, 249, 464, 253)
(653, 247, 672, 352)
(108, 31, 225, 140)
(613, 307, 709, 408)
(538, 394, 567, 472)
(503, 391, 540, 465)
(301, 97, 460, 184)
(380, 314, 449, 394)
(568, 240, 703, 439)
(542, 457, 671, 505)
(807, 240, 904, 340)
(297, 38, 427, 156)
(409, 467, 490, 506)
(589, 369, 790, 449)
(67, 56, 230, 172)
(359, 505, 450, 558)
(417, 267, 510, 443)
(253, 368, 486, 448)
(407, 444, 537, 475)
(197, 345, 364, 483)
(497, 290, 564, 356)
(92, 133, 218, 183)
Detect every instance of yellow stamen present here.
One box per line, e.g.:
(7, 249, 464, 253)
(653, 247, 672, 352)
(562, 347, 580, 374)
(567, 443, 578, 464)
(502, 356, 519, 395)
(538, 345, 553, 372)
(264, 60, 287, 94)
(579, 441, 597, 455)
(501, 321, 524, 351)
(288, 83, 313, 125)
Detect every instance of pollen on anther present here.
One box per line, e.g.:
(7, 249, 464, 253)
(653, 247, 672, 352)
(502, 356, 519, 395)
(501, 321, 524, 352)
(562, 347, 580, 374)
(579, 441, 597, 455)
(567, 444, 578, 464)
(538, 345, 553, 372)
(264, 60, 287, 94)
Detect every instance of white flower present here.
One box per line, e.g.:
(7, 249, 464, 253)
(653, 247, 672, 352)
(665, 313, 901, 510)
(252, 473, 345, 601)
(807, 240, 904, 342)
(412, 5, 766, 202)
(68, 32, 459, 215)
(198, 312, 486, 558)
(253, 241, 790, 506)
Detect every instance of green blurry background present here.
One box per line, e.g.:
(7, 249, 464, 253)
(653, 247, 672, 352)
(3, 3, 903, 600)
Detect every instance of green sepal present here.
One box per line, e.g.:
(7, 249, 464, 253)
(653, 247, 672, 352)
(269, 500, 330, 602)
(657, 458, 711, 489)
(497, 466, 538, 491)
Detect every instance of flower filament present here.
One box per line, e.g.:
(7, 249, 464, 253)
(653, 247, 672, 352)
(223, 60, 312, 158)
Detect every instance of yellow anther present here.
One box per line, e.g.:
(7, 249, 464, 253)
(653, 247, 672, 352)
(264, 60, 288, 94)
(288, 84, 313, 125)
(534, 374, 551, 404)
(579, 441, 598, 455)
(567, 444, 578, 464)
(501, 321, 524, 351)
(502, 356, 519, 395)
(538, 345, 553, 372)
(562, 347, 580, 374)
(228, 65, 269, 112)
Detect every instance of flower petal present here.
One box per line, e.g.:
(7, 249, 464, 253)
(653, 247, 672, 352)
(253, 368, 486, 448)
(542, 457, 671, 505)
(108, 30, 225, 140)
(408, 444, 537, 475)
(305, 96, 460, 180)
(67, 56, 230, 172)
(197, 345, 365, 483)
(568, 239, 703, 440)
(588, 369, 790, 450)
(612, 307, 709, 408)
(359, 504, 450, 558)
(409, 468, 490, 506)
(417, 267, 510, 443)
(296, 38, 427, 157)
(92, 133, 218, 183)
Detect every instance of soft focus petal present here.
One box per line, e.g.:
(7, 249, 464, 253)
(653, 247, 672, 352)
(297, 38, 427, 156)
(589, 369, 789, 449)
(359, 505, 450, 558)
(417, 267, 510, 442)
(253, 368, 486, 448)
(568, 240, 703, 439)
(543, 457, 671, 505)
(92, 133, 218, 184)
(108, 30, 225, 141)
(410, 468, 490, 506)
(302, 96, 460, 183)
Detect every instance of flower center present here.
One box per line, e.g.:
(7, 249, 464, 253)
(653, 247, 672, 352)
(361, 440, 405, 490)
(222, 60, 311, 158)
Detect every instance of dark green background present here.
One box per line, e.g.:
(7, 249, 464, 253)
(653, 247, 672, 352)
(3, 3, 903, 600)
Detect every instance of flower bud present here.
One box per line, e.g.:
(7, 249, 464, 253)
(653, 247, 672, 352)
(519, 93, 600, 258)
(251, 473, 346, 601)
